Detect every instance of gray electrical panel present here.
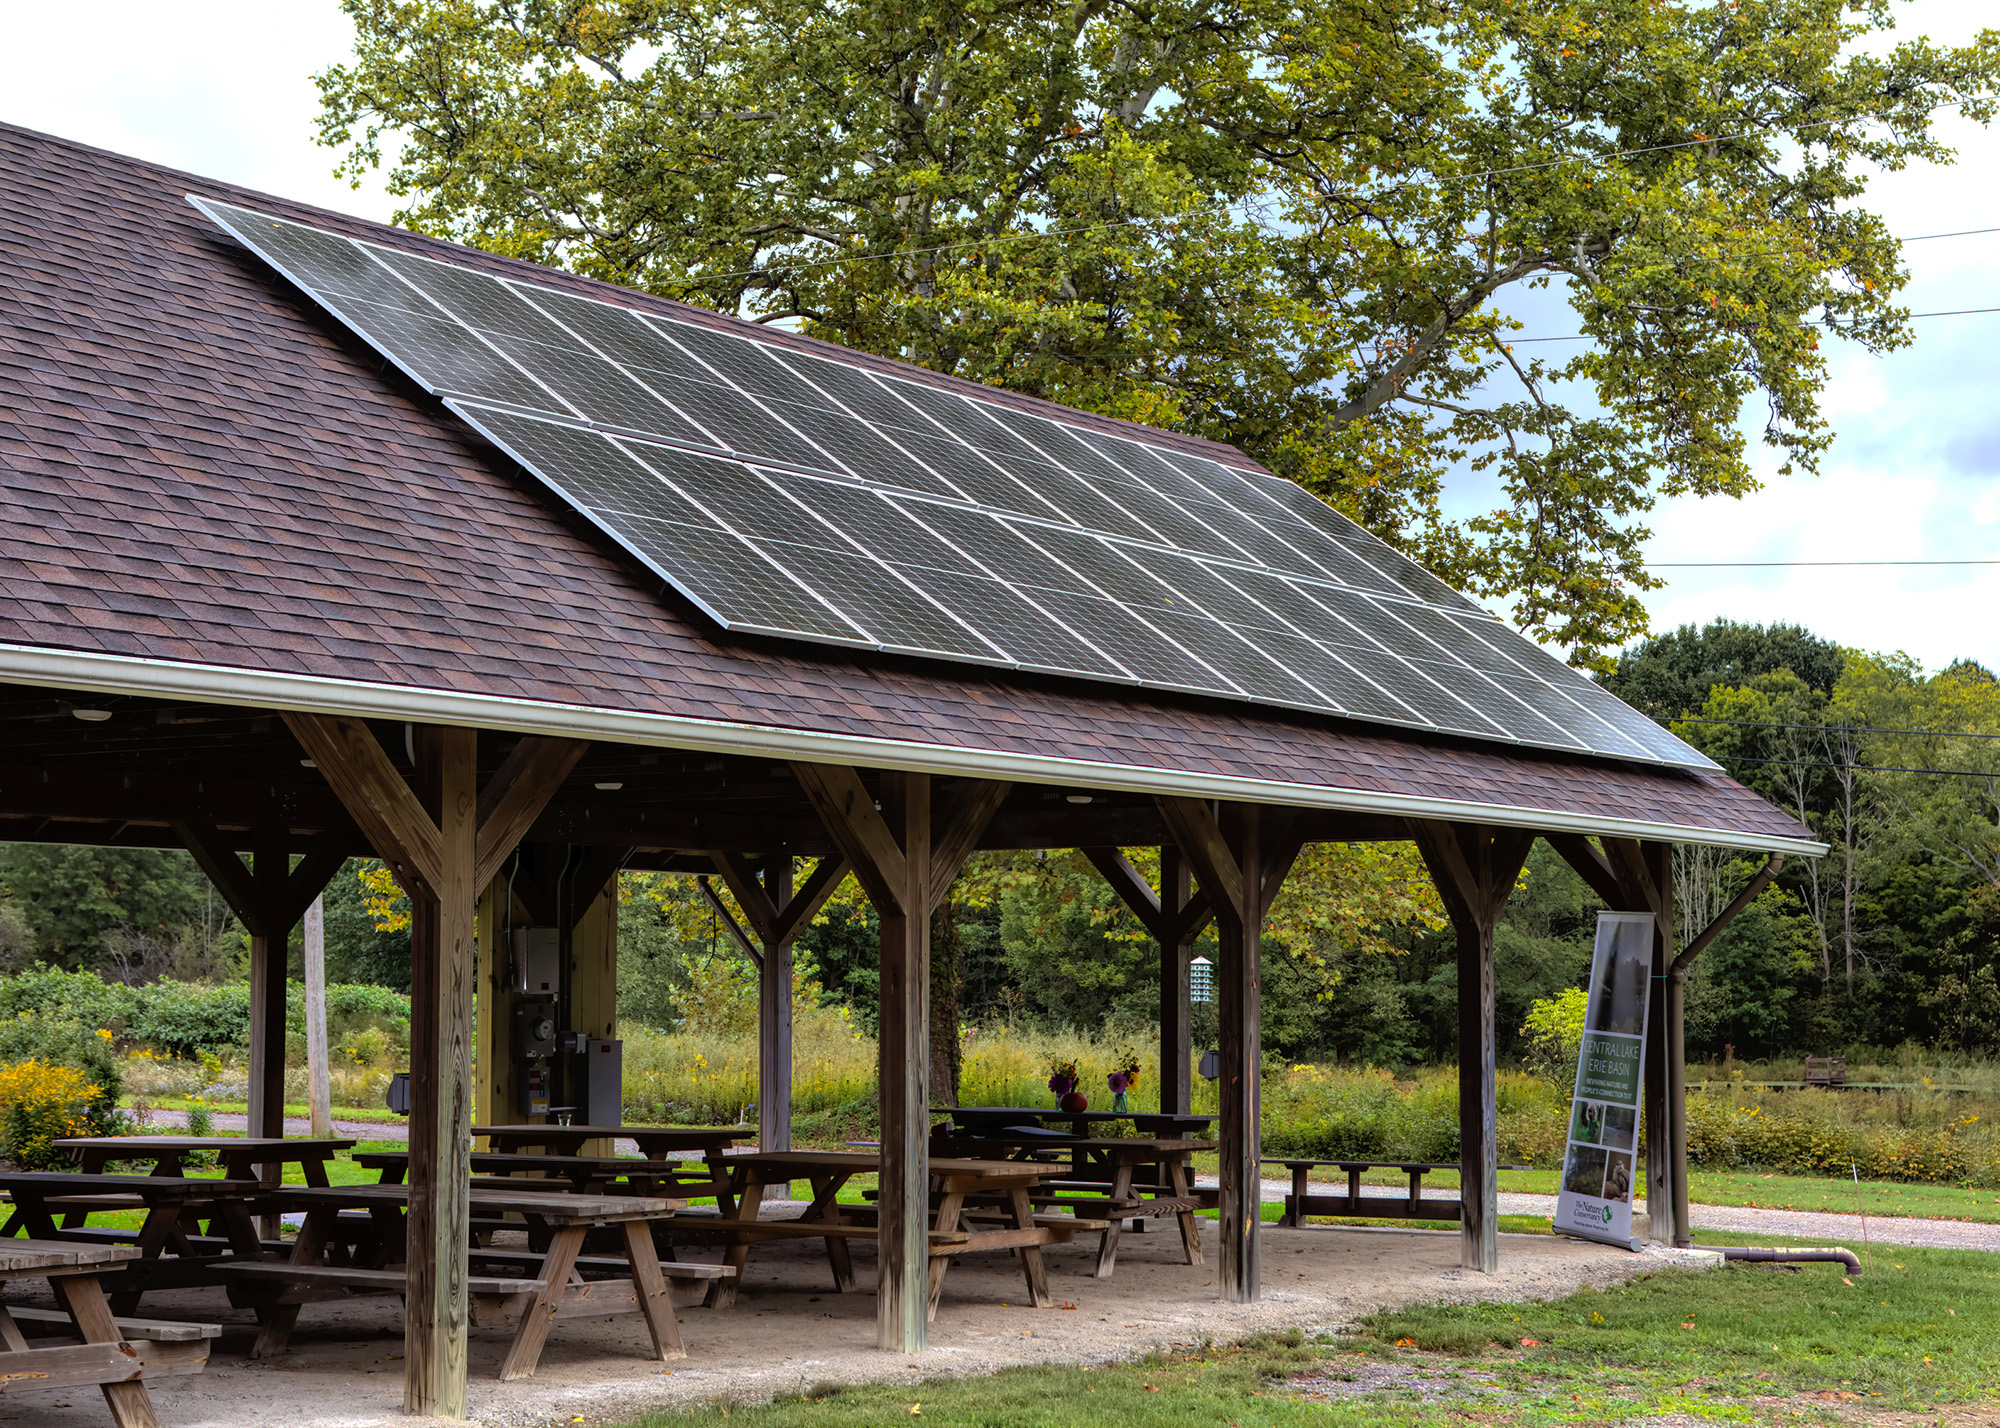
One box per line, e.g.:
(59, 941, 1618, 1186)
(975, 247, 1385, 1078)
(582, 1038, 622, 1127)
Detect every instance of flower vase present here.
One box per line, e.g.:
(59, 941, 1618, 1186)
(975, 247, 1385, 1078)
(1112, 1090, 1129, 1114)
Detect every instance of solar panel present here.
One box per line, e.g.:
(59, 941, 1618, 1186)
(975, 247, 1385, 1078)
(193, 195, 1716, 770)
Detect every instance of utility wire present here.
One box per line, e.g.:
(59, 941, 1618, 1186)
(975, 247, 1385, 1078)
(1706, 753, 1999, 778)
(1666, 716, 2000, 741)
(1654, 559, 2000, 568)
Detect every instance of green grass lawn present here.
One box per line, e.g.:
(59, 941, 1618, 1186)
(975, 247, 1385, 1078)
(623, 1232, 2000, 1426)
(124, 1094, 411, 1126)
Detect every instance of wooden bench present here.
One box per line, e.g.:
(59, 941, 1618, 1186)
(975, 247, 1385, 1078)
(238, 1184, 686, 1379)
(0, 1239, 214, 1428)
(1805, 1056, 1848, 1088)
(1264, 1159, 1529, 1226)
(7, 1307, 221, 1343)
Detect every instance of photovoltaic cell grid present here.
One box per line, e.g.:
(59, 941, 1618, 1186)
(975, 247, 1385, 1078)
(191, 195, 1710, 770)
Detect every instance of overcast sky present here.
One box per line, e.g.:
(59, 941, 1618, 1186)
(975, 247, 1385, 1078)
(5, 2, 1996, 674)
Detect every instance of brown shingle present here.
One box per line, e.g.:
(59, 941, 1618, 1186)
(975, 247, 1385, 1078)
(0, 121, 1811, 846)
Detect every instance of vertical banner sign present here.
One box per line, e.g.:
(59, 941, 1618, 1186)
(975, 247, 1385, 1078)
(1555, 911, 1655, 1249)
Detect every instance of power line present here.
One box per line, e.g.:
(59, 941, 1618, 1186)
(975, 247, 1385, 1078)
(1654, 559, 2000, 569)
(1710, 753, 1998, 778)
(1668, 716, 2000, 741)
(1511, 305, 2000, 345)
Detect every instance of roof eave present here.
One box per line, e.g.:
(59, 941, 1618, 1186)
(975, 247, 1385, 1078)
(0, 642, 1827, 857)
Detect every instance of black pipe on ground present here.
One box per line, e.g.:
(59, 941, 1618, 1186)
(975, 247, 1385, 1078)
(1696, 1244, 1862, 1271)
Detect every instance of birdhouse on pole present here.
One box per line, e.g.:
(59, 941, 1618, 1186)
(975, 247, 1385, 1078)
(1189, 955, 1215, 1005)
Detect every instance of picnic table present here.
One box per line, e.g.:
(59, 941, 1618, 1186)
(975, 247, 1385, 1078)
(53, 1137, 355, 1186)
(223, 1184, 705, 1380)
(0, 1172, 275, 1311)
(700, 1149, 1101, 1319)
(0, 1239, 218, 1428)
(942, 1106, 1215, 1139)
(472, 1125, 748, 1209)
(932, 1136, 1210, 1274)
(1261, 1159, 1526, 1226)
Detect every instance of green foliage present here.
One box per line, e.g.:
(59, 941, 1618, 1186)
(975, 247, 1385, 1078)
(126, 981, 250, 1058)
(1601, 618, 1845, 721)
(319, 858, 411, 988)
(317, 0, 2000, 664)
(0, 846, 208, 970)
(0, 1011, 122, 1105)
(1520, 987, 1589, 1096)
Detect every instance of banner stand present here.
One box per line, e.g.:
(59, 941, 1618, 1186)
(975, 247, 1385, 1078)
(1552, 911, 1656, 1251)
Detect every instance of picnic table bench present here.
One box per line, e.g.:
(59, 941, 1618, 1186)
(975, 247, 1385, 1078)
(53, 1136, 354, 1185)
(696, 1150, 1099, 1319)
(0, 1239, 218, 1428)
(0, 1172, 276, 1311)
(223, 1184, 697, 1380)
(930, 1136, 1210, 1275)
(472, 1125, 748, 1208)
(1262, 1159, 1528, 1226)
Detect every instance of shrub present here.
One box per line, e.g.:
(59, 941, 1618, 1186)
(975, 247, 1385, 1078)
(127, 980, 251, 1056)
(0, 1011, 122, 1102)
(0, 1060, 106, 1168)
(1520, 988, 1588, 1097)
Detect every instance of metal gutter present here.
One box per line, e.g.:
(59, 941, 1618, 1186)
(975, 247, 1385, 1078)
(0, 643, 1828, 856)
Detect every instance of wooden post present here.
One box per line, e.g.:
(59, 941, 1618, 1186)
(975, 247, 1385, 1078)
(282, 715, 584, 1417)
(1151, 800, 1303, 1303)
(304, 893, 333, 1140)
(1412, 821, 1535, 1273)
(247, 826, 289, 1145)
(708, 852, 853, 1155)
(760, 859, 793, 1152)
(1161, 846, 1194, 1117)
(791, 767, 1007, 1351)
(1216, 805, 1260, 1302)
(877, 771, 930, 1352)
(404, 727, 477, 1416)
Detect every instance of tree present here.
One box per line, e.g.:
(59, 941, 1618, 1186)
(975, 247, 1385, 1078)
(1603, 618, 1845, 721)
(318, 0, 1999, 665)
(0, 847, 207, 971)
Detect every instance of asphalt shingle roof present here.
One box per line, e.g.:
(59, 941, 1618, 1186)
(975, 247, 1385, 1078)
(0, 122, 1814, 849)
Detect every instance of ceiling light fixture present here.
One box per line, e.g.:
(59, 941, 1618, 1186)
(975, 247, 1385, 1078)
(594, 781, 624, 791)
(1066, 794, 1093, 805)
(299, 759, 317, 769)
(71, 708, 112, 722)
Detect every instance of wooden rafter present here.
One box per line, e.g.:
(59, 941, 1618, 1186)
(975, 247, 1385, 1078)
(474, 737, 591, 888)
(791, 763, 907, 913)
(1081, 847, 1213, 945)
(927, 780, 1011, 912)
(1153, 797, 1246, 918)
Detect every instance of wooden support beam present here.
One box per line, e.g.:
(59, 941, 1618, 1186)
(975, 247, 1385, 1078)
(286, 718, 582, 1419)
(759, 859, 793, 1155)
(474, 737, 590, 889)
(791, 763, 907, 913)
(1154, 797, 1244, 915)
(1081, 846, 1215, 1118)
(927, 781, 1011, 913)
(875, 771, 930, 1353)
(1545, 833, 1624, 909)
(1410, 820, 1536, 1274)
(1148, 798, 1303, 1303)
(696, 876, 762, 967)
(405, 726, 477, 1418)
(564, 845, 631, 932)
(708, 851, 781, 942)
(285, 714, 444, 895)
(771, 854, 851, 947)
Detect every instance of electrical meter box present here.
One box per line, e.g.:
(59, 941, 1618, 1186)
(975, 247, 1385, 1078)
(511, 927, 560, 996)
(582, 1038, 622, 1128)
(512, 999, 557, 1059)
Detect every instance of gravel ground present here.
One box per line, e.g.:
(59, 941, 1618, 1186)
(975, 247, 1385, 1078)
(1, 1224, 1717, 1428)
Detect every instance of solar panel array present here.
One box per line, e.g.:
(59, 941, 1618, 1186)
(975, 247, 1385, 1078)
(192, 196, 1710, 770)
